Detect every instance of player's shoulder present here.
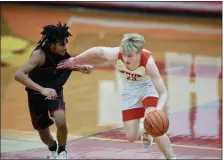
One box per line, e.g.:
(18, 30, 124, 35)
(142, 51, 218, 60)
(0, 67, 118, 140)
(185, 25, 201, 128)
(31, 48, 45, 57)
(146, 54, 156, 70)
(141, 49, 155, 67)
(30, 48, 46, 65)
(142, 49, 152, 55)
(139, 49, 152, 65)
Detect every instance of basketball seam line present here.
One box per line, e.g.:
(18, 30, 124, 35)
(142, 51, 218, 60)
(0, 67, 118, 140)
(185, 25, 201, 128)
(144, 119, 158, 135)
(148, 112, 163, 135)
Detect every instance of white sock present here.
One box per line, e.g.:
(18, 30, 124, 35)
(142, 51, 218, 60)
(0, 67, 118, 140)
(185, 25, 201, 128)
(170, 156, 176, 159)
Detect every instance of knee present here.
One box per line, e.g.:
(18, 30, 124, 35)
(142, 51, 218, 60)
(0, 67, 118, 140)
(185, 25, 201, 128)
(53, 110, 67, 129)
(55, 119, 66, 127)
(56, 122, 67, 131)
(38, 128, 50, 136)
(38, 128, 51, 142)
(55, 120, 67, 136)
(126, 135, 137, 143)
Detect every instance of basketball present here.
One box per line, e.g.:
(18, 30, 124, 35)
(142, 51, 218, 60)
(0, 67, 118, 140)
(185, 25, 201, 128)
(144, 110, 169, 137)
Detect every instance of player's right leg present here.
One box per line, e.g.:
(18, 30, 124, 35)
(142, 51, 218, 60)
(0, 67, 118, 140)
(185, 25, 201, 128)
(121, 93, 152, 144)
(122, 105, 145, 142)
(27, 91, 57, 159)
(38, 128, 58, 159)
(123, 119, 140, 142)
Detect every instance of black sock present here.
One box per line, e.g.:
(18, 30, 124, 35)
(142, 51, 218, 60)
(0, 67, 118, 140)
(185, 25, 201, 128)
(58, 145, 66, 154)
(48, 140, 57, 151)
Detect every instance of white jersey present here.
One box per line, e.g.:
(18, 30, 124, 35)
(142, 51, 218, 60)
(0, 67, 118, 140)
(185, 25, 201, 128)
(116, 49, 159, 110)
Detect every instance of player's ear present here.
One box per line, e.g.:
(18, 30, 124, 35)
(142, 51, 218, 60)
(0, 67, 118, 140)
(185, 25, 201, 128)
(50, 44, 55, 51)
(51, 44, 55, 49)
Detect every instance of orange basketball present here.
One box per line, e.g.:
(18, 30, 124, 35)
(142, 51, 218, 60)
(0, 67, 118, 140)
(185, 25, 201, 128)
(144, 110, 169, 137)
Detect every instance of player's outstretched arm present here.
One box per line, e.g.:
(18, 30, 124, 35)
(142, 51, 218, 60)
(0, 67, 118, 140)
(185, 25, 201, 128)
(57, 47, 119, 69)
(146, 56, 168, 110)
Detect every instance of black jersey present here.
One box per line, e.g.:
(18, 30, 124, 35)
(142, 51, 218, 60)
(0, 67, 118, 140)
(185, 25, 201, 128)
(26, 47, 72, 92)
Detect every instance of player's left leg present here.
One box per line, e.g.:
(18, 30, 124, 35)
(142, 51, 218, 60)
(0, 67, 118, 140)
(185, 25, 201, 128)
(153, 134, 175, 159)
(48, 90, 68, 159)
(140, 97, 159, 148)
(142, 97, 175, 159)
(53, 110, 68, 159)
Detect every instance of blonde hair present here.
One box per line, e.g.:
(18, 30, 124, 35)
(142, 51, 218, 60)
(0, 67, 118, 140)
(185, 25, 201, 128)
(120, 33, 145, 55)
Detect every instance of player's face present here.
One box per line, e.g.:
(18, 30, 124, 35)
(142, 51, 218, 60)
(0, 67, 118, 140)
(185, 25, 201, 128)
(52, 40, 68, 56)
(123, 52, 140, 66)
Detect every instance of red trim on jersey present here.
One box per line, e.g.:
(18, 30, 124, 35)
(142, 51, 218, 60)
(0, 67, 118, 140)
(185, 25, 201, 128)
(122, 97, 159, 122)
(142, 97, 159, 108)
(118, 52, 124, 61)
(140, 50, 151, 67)
(122, 108, 145, 122)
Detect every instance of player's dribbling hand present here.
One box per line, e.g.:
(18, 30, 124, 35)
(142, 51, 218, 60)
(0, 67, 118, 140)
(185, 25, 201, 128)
(40, 88, 57, 100)
(79, 65, 93, 74)
(57, 57, 75, 69)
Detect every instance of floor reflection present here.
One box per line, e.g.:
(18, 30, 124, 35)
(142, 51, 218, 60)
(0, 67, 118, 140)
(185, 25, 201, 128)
(165, 52, 221, 148)
(168, 101, 222, 148)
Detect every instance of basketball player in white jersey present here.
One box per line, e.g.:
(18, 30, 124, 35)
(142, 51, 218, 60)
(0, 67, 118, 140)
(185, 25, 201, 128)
(57, 33, 176, 159)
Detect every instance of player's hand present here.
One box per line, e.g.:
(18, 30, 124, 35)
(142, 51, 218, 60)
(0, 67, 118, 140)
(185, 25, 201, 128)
(57, 57, 76, 69)
(79, 65, 93, 74)
(40, 88, 57, 100)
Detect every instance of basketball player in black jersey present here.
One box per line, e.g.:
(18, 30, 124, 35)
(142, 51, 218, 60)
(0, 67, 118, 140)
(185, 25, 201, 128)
(14, 22, 92, 159)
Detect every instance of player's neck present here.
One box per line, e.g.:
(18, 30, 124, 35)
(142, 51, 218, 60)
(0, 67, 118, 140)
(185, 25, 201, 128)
(125, 58, 141, 71)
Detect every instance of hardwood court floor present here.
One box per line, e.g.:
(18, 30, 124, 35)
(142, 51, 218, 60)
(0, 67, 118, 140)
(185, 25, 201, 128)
(1, 3, 222, 158)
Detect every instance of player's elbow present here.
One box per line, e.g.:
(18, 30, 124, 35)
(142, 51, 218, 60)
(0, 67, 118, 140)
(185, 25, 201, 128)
(14, 71, 24, 82)
(164, 90, 168, 101)
(86, 47, 104, 58)
(14, 71, 20, 81)
(98, 47, 107, 59)
(158, 88, 168, 99)
(162, 90, 168, 102)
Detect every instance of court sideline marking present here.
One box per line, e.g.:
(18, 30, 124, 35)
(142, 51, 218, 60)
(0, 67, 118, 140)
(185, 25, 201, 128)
(2, 129, 222, 151)
(67, 16, 221, 34)
(88, 136, 222, 151)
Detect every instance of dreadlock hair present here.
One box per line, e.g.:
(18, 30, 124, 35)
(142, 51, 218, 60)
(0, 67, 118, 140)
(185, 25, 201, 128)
(37, 22, 72, 49)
